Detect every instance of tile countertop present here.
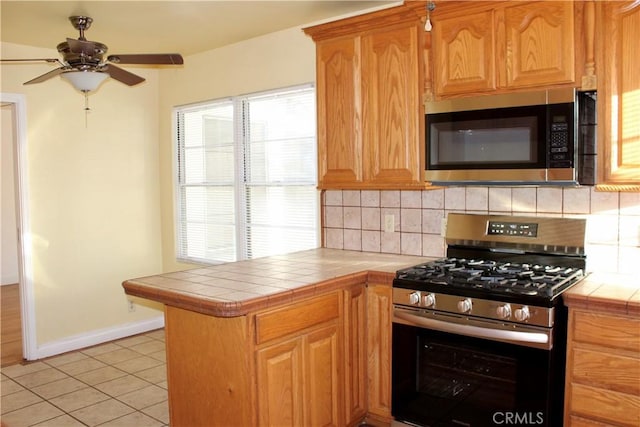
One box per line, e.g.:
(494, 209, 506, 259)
(123, 248, 640, 318)
(122, 248, 430, 317)
(564, 272, 640, 316)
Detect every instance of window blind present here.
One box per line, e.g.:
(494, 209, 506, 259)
(175, 85, 318, 264)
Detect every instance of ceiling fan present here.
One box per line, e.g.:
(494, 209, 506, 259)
(1, 15, 183, 93)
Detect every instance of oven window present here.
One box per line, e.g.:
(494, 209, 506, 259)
(392, 324, 556, 427)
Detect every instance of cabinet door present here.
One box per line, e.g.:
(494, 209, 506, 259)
(256, 338, 305, 427)
(432, 10, 496, 96)
(502, 2, 576, 88)
(316, 37, 363, 186)
(255, 292, 343, 427)
(362, 24, 422, 186)
(596, 1, 640, 187)
(564, 309, 640, 426)
(571, 348, 640, 396)
(366, 284, 393, 422)
(344, 285, 366, 424)
(305, 324, 341, 426)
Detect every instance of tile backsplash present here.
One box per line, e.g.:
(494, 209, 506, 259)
(322, 187, 640, 275)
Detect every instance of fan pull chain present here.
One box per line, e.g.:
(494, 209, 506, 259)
(83, 90, 91, 127)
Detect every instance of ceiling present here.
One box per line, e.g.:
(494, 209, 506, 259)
(1, 1, 399, 58)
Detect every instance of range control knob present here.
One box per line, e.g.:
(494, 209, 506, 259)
(422, 293, 436, 308)
(457, 298, 472, 313)
(496, 304, 511, 319)
(408, 292, 421, 305)
(514, 306, 530, 322)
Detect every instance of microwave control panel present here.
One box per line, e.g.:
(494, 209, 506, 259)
(548, 107, 573, 168)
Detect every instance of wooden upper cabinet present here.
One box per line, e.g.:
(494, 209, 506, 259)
(433, 10, 496, 96)
(429, 1, 581, 98)
(305, 5, 425, 189)
(362, 24, 422, 185)
(596, 0, 640, 189)
(316, 37, 363, 186)
(502, 2, 576, 88)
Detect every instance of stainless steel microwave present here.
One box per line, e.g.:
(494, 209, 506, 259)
(424, 88, 596, 186)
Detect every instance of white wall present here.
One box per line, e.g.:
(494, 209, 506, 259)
(0, 9, 366, 353)
(158, 26, 317, 272)
(1, 42, 164, 350)
(1, 103, 19, 285)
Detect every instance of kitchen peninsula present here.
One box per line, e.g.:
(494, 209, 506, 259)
(122, 248, 429, 426)
(123, 249, 640, 426)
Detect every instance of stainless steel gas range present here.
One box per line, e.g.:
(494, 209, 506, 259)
(391, 213, 587, 427)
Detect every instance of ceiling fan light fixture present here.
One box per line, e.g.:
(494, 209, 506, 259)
(61, 70, 108, 92)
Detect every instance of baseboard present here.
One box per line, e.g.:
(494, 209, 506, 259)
(33, 316, 165, 360)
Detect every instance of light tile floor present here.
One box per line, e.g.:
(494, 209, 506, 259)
(0, 329, 168, 426)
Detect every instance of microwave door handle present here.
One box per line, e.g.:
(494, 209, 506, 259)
(393, 309, 550, 348)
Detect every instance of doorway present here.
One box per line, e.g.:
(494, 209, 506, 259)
(1, 93, 36, 363)
(1, 101, 22, 366)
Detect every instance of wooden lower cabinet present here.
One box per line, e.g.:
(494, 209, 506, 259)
(564, 309, 640, 426)
(306, 325, 341, 425)
(366, 284, 393, 423)
(344, 284, 367, 425)
(569, 415, 621, 427)
(165, 286, 371, 427)
(165, 306, 254, 427)
(257, 323, 340, 426)
(255, 291, 343, 426)
(256, 337, 305, 426)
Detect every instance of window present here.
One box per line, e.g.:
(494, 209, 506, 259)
(175, 85, 318, 264)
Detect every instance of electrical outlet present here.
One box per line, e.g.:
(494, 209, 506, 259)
(127, 300, 136, 312)
(384, 214, 395, 233)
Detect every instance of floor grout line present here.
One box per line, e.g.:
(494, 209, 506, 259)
(0, 329, 169, 427)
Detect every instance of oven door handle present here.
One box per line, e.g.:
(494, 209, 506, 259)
(393, 309, 550, 346)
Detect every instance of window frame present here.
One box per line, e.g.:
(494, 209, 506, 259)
(173, 84, 319, 265)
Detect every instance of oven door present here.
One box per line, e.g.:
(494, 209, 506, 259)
(392, 307, 565, 427)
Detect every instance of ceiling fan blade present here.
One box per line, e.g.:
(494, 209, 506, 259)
(66, 37, 96, 56)
(1, 58, 61, 64)
(24, 67, 67, 85)
(105, 64, 145, 86)
(107, 53, 183, 65)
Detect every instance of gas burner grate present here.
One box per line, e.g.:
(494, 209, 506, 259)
(396, 257, 584, 300)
